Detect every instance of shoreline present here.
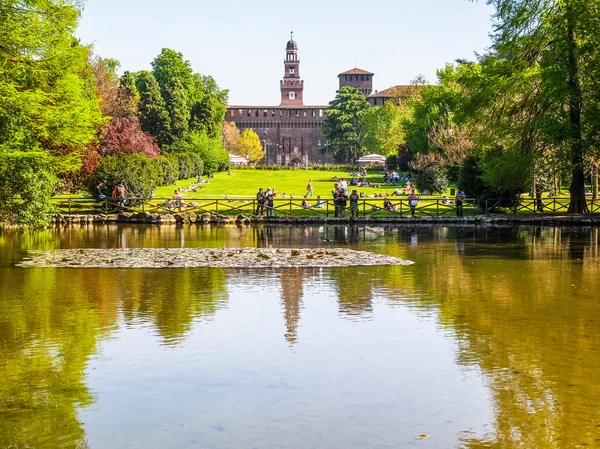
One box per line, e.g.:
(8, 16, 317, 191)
(47, 212, 600, 227)
(3, 212, 600, 230)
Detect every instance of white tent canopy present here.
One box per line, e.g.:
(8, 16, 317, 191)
(357, 153, 386, 164)
(229, 153, 248, 165)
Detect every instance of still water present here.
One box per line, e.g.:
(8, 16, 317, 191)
(0, 224, 599, 449)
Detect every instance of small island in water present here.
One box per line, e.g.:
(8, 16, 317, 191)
(18, 247, 414, 269)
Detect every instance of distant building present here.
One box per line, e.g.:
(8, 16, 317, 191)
(224, 33, 329, 166)
(224, 34, 418, 165)
(338, 68, 374, 96)
(368, 85, 416, 106)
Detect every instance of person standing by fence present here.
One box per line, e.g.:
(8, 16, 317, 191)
(408, 189, 421, 217)
(455, 188, 466, 217)
(349, 190, 359, 218)
(255, 188, 265, 215)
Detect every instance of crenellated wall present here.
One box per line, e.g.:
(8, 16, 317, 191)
(225, 106, 330, 165)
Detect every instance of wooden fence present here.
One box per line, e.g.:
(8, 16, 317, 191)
(50, 197, 477, 218)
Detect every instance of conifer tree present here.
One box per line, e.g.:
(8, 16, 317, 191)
(136, 72, 171, 146)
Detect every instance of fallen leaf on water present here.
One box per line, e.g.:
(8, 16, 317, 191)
(418, 434, 429, 440)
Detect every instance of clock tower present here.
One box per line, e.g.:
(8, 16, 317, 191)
(280, 32, 304, 106)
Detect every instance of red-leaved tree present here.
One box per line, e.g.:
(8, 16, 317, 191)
(100, 117, 160, 157)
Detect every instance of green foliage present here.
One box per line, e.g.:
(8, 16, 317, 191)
(468, 0, 600, 212)
(87, 154, 162, 200)
(166, 131, 228, 174)
(322, 86, 371, 163)
(154, 155, 179, 185)
(459, 154, 487, 199)
(0, 152, 57, 226)
(0, 1, 105, 154)
(481, 150, 531, 198)
(137, 72, 171, 146)
(412, 160, 449, 194)
(164, 78, 190, 141)
(362, 101, 410, 156)
(403, 65, 469, 156)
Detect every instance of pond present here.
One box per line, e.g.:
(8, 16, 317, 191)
(0, 224, 599, 448)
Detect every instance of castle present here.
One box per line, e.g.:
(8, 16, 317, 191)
(224, 33, 409, 165)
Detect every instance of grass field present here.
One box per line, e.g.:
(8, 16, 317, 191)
(152, 169, 446, 199)
(51, 168, 589, 216)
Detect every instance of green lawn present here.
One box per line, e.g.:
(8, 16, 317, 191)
(51, 168, 587, 216)
(153, 169, 444, 199)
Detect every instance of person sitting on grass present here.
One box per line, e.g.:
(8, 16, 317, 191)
(111, 183, 127, 206)
(301, 199, 310, 208)
(315, 196, 324, 208)
(383, 197, 395, 211)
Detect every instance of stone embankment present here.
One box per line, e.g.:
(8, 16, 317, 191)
(18, 248, 414, 269)
(48, 212, 600, 227)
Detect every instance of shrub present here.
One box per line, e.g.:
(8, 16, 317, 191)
(174, 152, 194, 179)
(99, 117, 160, 158)
(87, 153, 162, 200)
(154, 155, 179, 185)
(412, 160, 449, 194)
(166, 131, 227, 174)
(459, 155, 487, 199)
(0, 151, 57, 226)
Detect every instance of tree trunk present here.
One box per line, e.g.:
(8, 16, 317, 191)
(592, 162, 599, 201)
(566, 5, 589, 214)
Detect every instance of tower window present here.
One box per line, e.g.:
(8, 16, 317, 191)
(289, 67, 295, 75)
(289, 92, 295, 100)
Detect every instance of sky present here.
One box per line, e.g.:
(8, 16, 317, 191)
(76, 0, 496, 106)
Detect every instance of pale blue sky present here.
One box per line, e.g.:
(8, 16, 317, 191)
(76, 0, 495, 106)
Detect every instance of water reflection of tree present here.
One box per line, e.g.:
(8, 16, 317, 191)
(385, 226, 600, 448)
(0, 269, 107, 449)
(329, 267, 375, 317)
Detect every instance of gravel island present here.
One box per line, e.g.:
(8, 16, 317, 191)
(18, 248, 414, 269)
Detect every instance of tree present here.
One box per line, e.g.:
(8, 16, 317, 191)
(322, 86, 371, 163)
(362, 101, 410, 156)
(0, 0, 105, 154)
(163, 78, 190, 141)
(151, 48, 195, 94)
(471, 0, 600, 213)
(238, 129, 264, 162)
(222, 121, 241, 155)
(136, 71, 171, 146)
(116, 71, 139, 117)
(99, 117, 160, 158)
(91, 56, 121, 117)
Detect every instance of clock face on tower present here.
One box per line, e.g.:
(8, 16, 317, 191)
(289, 67, 295, 75)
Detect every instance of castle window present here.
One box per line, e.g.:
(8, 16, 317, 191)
(303, 110, 307, 116)
(230, 110, 234, 117)
(361, 75, 364, 81)
(280, 110, 283, 117)
(247, 109, 252, 117)
(344, 75, 348, 81)
(289, 92, 295, 100)
(263, 109, 267, 117)
(255, 110, 259, 117)
(367, 76, 370, 81)
(295, 109, 299, 116)
(289, 67, 295, 75)
(238, 109, 243, 117)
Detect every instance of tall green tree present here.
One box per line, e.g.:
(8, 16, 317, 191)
(472, 0, 600, 213)
(322, 86, 371, 163)
(362, 101, 410, 156)
(163, 78, 190, 140)
(136, 71, 171, 146)
(0, 0, 104, 155)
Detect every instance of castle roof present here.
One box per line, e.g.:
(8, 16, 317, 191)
(368, 85, 416, 98)
(287, 31, 298, 50)
(338, 68, 374, 76)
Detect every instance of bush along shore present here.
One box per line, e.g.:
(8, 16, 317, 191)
(43, 212, 600, 227)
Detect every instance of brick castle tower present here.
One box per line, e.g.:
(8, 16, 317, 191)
(280, 32, 304, 105)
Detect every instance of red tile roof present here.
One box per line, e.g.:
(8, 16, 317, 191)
(338, 68, 374, 76)
(368, 85, 418, 98)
